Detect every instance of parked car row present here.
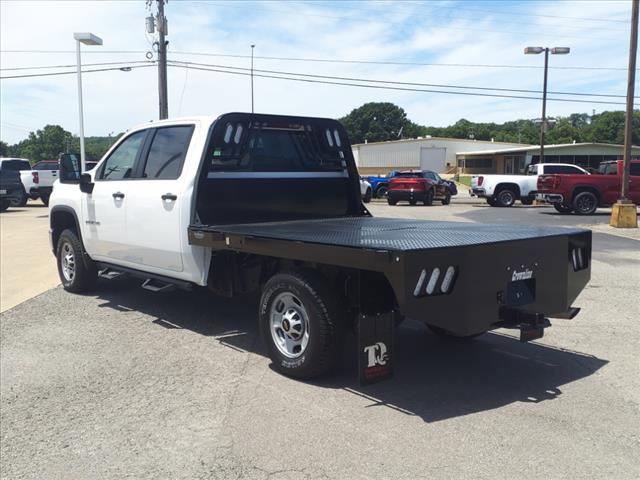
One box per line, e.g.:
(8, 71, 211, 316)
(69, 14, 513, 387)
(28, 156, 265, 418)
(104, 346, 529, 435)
(0, 157, 60, 207)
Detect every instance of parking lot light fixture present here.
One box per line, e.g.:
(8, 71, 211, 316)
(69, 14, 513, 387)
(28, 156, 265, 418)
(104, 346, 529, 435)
(524, 46, 570, 165)
(74, 32, 103, 173)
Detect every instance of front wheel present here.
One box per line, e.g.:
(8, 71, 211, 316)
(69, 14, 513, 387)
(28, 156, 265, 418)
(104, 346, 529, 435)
(259, 270, 345, 379)
(554, 204, 573, 214)
(572, 191, 598, 215)
(375, 185, 388, 198)
(56, 229, 97, 293)
(441, 192, 451, 205)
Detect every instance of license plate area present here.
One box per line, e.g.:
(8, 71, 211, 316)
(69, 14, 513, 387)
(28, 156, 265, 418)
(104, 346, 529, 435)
(506, 278, 536, 306)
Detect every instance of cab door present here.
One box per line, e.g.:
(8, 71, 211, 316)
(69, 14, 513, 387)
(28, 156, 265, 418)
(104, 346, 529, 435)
(81, 130, 148, 262)
(630, 163, 640, 203)
(123, 125, 195, 273)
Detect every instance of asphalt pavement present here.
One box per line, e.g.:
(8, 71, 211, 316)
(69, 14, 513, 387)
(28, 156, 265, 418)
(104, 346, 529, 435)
(1, 200, 638, 479)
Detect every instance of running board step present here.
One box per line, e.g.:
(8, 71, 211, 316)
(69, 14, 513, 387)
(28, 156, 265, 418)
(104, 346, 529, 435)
(141, 278, 175, 293)
(98, 268, 125, 280)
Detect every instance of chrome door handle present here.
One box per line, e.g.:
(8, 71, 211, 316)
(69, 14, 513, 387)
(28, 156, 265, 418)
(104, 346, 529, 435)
(112, 192, 125, 199)
(161, 193, 177, 201)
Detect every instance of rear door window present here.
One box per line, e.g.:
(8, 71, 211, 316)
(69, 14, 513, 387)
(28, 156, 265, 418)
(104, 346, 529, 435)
(141, 125, 194, 180)
(630, 163, 640, 176)
(545, 165, 585, 174)
(98, 131, 146, 181)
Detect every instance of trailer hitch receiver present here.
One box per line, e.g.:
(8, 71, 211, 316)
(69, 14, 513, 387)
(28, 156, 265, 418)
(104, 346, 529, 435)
(498, 307, 551, 343)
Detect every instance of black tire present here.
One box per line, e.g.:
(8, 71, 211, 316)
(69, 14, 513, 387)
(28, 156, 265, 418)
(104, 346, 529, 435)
(387, 198, 397, 206)
(259, 270, 345, 379)
(375, 185, 388, 198)
(10, 188, 27, 207)
(424, 188, 434, 206)
(56, 229, 97, 293)
(409, 199, 417, 206)
(572, 191, 598, 215)
(554, 204, 573, 214)
(441, 192, 451, 205)
(486, 197, 498, 207)
(0, 199, 10, 212)
(495, 189, 516, 207)
(426, 324, 485, 340)
(362, 188, 372, 203)
(40, 193, 50, 207)
(520, 197, 533, 206)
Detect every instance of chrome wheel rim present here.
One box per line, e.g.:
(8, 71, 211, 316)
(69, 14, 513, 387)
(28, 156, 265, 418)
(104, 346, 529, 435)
(270, 292, 310, 358)
(576, 195, 595, 213)
(60, 241, 76, 282)
(499, 191, 514, 205)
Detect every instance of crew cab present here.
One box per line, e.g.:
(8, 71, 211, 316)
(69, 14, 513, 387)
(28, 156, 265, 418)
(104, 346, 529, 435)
(471, 163, 590, 207)
(537, 160, 640, 215)
(387, 170, 454, 206)
(50, 113, 591, 383)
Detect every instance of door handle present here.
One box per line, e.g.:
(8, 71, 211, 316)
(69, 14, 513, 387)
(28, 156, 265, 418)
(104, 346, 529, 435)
(112, 192, 125, 199)
(161, 193, 177, 201)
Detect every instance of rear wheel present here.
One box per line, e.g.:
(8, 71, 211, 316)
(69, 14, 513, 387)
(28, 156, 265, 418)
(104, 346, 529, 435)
(486, 197, 498, 207)
(259, 270, 345, 379)
(427, 324, 485, 339)
(554, 204, 573, 214)
(10, 188, 27, 207)
(40, 193, 50, 207)
(362, 188, 372, 203)
(387, 198, 397, 206)
(520, 197, 533, 206)
(423, 188, 434, 206)
(572, 191, 598, 215)
(496, 189, 516, 207)
(56, 229, 97, 293)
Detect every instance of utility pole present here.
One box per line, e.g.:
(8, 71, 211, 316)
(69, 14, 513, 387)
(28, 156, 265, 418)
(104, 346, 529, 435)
(611, 0, 638, 228)
(157, 0, 168, 120)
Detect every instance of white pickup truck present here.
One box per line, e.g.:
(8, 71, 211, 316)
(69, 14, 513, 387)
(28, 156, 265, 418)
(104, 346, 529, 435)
(470, 163, 590, 207)
(49, 113, 591, 383)
(0, 157, 59, 206)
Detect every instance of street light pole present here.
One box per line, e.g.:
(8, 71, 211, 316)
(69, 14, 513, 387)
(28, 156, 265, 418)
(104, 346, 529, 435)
(73, 32, 102, 173)
(251, 44, 255, 113)
(524, 46, 570, 165)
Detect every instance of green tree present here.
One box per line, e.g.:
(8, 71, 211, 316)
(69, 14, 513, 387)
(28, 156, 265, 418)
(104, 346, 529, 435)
(0, 140, 9, 157)
(339, 102, 410, 144)
(12, 125, 74, 163)
(546, 118, 582, 144)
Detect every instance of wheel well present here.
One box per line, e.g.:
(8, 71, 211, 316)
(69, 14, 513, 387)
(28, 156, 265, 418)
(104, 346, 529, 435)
(495, 183, 521, 197)
(572, 186, 600, 202)
(50, 209, 80, 250)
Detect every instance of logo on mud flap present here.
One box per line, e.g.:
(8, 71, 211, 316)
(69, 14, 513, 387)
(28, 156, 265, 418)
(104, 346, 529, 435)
(363, 342, 388, 367)
(512, 269, 533, 281)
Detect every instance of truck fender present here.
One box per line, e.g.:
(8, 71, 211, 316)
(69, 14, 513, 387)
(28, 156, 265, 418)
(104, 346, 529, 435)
(494, 182, 521, 198)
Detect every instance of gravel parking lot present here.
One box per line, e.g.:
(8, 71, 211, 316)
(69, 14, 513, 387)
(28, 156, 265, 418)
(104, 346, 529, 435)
(1, 200, 639, 479)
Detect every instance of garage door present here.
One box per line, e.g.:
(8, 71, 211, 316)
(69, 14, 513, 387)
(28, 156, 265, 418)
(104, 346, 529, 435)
(420, 147, 446, 172)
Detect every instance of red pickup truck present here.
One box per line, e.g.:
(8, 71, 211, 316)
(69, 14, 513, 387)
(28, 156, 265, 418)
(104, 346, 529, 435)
(537, 160, 640, 214)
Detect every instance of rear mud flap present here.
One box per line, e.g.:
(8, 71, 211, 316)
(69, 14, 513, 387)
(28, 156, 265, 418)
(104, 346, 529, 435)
(358, 312, 394, 385)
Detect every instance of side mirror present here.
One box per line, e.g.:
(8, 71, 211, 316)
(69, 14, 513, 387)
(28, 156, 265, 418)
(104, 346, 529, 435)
(59, 153, 81, 183)
(79, 173, 94, 194)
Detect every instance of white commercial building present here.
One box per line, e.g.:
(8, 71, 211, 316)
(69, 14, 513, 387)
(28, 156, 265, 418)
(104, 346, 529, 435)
(352, 137, 530, 174)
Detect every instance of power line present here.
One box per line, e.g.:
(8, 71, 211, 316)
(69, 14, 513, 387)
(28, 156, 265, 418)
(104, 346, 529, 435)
(168, 59, 627, 99)
(0, 60, 154, 71)
(167, 62, 634, 106)
(0, 64, 155, 80)
(1, 49, 629, 71)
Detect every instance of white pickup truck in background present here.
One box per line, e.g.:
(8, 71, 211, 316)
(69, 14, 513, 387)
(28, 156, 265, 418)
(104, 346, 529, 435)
(0, 157, 59, 206)
(470, 163, 590, 207)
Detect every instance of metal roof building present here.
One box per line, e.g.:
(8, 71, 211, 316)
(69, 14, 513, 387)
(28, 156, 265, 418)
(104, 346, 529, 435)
(456, 142, 640, 174)
(351, 137, 530, 174)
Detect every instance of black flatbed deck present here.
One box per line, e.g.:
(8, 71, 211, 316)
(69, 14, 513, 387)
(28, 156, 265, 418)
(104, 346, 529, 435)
(190, 217, 586, 251)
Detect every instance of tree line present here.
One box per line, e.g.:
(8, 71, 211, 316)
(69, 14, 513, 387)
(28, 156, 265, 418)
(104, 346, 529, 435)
(0, 125, 122, 164)
(2, 104, 639, 164)
(339, 102, 640, 146)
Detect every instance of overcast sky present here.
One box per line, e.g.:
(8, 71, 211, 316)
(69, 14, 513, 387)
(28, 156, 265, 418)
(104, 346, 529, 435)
(0, 0, 637, 144)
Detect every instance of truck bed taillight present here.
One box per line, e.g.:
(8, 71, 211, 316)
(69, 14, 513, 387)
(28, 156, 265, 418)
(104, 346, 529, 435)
(32, 172, 39, 184)
(477, 176, 484, 186)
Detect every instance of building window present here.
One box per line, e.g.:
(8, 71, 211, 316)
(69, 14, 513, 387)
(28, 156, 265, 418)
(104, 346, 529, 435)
(464, 158, 493, 168)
